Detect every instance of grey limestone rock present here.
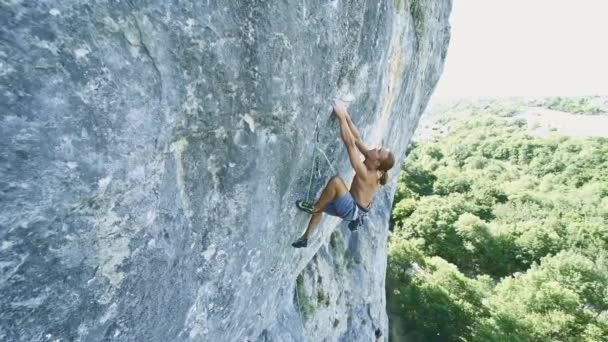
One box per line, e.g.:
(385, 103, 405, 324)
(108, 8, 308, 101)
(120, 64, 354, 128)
(0, 0, 451, 341)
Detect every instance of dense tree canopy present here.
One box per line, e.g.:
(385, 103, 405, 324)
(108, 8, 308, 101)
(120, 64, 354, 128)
(388, 102, 608, 342)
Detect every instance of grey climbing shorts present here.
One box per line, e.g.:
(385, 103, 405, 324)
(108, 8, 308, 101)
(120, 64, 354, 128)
(324, 192, 359, 221)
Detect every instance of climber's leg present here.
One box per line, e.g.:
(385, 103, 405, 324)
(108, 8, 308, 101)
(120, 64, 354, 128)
(292, 176, 348, 248)
(314, 176, 349, 213)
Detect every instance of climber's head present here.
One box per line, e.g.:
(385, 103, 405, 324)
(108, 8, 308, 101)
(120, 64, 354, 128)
(365, 147, 395, 185)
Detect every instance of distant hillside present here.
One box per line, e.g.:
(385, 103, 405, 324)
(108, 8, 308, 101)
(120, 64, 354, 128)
(416, 96, 608, 142)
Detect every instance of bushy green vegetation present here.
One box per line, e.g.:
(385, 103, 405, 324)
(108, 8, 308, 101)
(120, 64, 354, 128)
(317, 288, 330, 306)
(543, 97, 604, 114)
(296, 274, 316, 319)
(388, 108, 608, 341)
(330, 231, 358, 270)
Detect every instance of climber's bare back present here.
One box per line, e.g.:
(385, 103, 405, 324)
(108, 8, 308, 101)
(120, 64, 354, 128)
(350, 171, 379, 208)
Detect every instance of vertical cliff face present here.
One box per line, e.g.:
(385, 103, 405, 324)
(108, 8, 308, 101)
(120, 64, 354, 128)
(0, 1, 451, 341)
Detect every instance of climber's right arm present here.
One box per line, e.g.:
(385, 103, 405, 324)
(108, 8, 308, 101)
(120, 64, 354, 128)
(335, 110, 368, 177)
(346, 115, 370, 154)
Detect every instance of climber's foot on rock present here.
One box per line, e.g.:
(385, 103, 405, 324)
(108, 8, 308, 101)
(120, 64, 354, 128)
(375, 328, 382, 339)
(291, 236, 308, 248)
(296, 200, 316, 214)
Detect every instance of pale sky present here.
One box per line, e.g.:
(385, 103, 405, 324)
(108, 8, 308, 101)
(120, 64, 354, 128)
(432, 0, 608, 99)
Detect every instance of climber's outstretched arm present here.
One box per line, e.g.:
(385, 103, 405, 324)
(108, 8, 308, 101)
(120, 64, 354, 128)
(345, 113, 370, 154)
(333, 99, 370, 155)
(334, 104, 368, 177)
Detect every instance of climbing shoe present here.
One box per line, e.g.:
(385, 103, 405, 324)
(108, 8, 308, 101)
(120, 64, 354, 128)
(375, 328, 382, 338)
(295, 200, 316, 214)
(291, 236, 308, 248)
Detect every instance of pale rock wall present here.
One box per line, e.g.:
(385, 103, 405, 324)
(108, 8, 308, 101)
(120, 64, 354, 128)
(0, 1, 451, 341)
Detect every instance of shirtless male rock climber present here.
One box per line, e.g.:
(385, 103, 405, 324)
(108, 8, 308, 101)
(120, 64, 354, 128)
(291, 99, 395, 248)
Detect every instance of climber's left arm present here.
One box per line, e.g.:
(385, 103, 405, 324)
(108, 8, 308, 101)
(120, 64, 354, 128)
(335, 109, 368, 177)
(339, 101, 370, 154)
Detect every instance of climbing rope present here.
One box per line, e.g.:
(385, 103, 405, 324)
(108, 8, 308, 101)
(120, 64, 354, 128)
(315, 146, 337, 175)
(304, 117, 320, 204)
(294, 282, 307, 341)
(302, 115, 338, 205)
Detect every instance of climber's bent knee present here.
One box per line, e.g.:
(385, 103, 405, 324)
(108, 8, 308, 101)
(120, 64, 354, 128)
(328, 175, 346, 187)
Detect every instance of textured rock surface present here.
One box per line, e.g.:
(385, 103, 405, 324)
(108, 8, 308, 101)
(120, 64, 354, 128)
(0, 1, 451, 341)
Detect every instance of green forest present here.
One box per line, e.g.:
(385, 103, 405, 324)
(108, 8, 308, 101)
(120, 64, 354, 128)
(387, 100, 608, 341)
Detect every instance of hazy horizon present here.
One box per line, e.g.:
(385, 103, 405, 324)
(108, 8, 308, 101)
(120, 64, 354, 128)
(432, 0, 608, 100)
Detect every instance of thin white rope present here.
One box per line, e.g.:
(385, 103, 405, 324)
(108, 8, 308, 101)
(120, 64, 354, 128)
(294, 283, 307, 341)
(315, 146, 337, 175)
